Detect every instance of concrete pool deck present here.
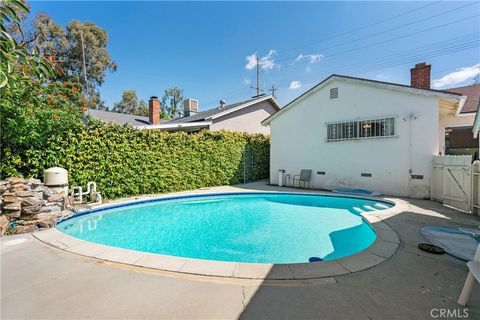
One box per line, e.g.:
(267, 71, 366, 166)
(2, 181, 480, 319)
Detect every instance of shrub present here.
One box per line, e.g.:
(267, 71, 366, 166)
(0, 80, 88, 177)
(20, 122, 270, 199)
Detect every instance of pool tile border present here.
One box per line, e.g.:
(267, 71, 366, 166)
(33, 191, 402, 280)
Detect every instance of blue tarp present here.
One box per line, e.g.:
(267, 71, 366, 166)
(421, 226, 480, 261)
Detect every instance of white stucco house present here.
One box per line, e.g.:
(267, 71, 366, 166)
(262, 63, 479, 198)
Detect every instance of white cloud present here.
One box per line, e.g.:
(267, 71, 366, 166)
(305, 66, 312, 72)
(289, 80, 302, 90)
(432, 64, 480, 88)
(243, 78, 252, 85)
(245, 50, 279, 70)
(245, 54, 256, 70)
(294, 53, 324, 64)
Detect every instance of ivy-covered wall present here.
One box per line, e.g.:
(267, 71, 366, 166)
(16, 123, 270, 199)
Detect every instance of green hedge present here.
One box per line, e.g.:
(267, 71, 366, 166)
(18, 122, 270, 199)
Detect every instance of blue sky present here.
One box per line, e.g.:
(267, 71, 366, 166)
(30, 1, 480, 111)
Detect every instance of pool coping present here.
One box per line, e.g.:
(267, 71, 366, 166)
(32, 190, 404, 280)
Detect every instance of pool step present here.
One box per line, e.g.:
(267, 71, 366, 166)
(353, 203, 390, 214)
(373, 203, 390, 210)
(362, 205, 377, 212)
(352, 207, 365, 213)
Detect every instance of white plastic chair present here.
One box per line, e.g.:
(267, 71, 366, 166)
(458, 243, 480, 305)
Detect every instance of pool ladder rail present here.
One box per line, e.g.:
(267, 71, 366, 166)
(71, 181, 102, 205)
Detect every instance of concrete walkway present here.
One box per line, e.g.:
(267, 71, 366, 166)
(1, 182, 480, 319)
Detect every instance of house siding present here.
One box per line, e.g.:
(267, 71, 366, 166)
(210, 100, 277, 134)
(269, 79, 441, 198)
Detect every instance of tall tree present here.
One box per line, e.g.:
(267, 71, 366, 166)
(7, 9, 117, 109)
(161, 87, 184, 119)
(32, 13, 67, 55)
(63, 19, 117, 94)
(113, 89, 148, 116)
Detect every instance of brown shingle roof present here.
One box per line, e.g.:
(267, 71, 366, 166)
(446, 84, 480, 114)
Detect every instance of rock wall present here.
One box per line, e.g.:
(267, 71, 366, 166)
(0, 177, 73, 235)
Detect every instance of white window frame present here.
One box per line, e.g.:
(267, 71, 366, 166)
(325, 116, 397, 142)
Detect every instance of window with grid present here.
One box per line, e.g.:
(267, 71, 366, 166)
(326, 117, 395, 142)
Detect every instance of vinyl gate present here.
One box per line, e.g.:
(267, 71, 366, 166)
(431, 155, 480, 214)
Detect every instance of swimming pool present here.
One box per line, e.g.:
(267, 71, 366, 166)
(57, 193, 393, 264)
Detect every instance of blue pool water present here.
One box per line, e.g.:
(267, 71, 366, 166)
(57, 193, 393, 264)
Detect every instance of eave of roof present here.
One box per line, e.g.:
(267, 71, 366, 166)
(473, 101, 480, 138)
(136, 121, 212, 131)
(262, 74, 464, 125)
(446, 84, 480, 114)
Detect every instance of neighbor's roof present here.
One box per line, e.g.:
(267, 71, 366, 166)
(86, 109, 158, 126)
(167, 95, 281, 124)
(446, 84, 480, 114)
(262, 74, 465, 125)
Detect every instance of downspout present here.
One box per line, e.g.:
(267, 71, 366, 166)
(404, 113, 417, 197)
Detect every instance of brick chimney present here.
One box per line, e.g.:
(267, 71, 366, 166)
(410, 62, 431, 89)
(149, 96, 160, 125)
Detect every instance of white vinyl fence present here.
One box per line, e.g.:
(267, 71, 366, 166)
(431, 155, 480, 214)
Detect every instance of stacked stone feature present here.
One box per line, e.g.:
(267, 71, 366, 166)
(0, 177, 73, 235)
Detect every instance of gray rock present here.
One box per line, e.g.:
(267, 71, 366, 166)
(21, 197, 45, 208)
(36, 219, 55, 228)
(0, 185, 8, 194)
(12, 225, 38, 234)
(10, 211, 21, 218)
(21, 205, 43, 216)
(17, 219, 38, 226)
(5, 177, 28, 185)
(3, 195, 22, 203)
(41, 187, 54, 198)
(44, 203, 61, 212)
(9, 184, 28, 193)
(15, 191, 42, 198)
(47, 194, 64, 202)
(3, 203, 21, 211)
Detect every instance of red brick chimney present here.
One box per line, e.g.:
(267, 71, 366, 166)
(149, 96, 160, 125)
(410, 62, 431, 89)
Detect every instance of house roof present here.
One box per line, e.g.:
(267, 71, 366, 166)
(262, 74, 465, 125)
(167, 95, 281, 124)
(86, 109, 156, 126)
(446, 84, 480, 114)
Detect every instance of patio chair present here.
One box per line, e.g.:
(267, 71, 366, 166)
(293, 169, 312, 188)
(458, 242, 480, 306)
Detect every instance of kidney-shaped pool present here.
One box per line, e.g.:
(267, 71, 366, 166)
(57, 193, 393, 264)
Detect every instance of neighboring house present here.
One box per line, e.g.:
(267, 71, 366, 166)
(262, 62, 479, 198)
(86, 95, 280, 134)
(138, 95, 280, 134)
(440, 83, 480, 156)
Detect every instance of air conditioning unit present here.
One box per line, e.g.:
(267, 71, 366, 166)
(184, 98, 199, 113)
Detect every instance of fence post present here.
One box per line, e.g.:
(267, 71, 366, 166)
(472, 160, 480, 215)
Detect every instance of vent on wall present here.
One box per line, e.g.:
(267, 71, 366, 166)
(330, 87, 339, 99)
